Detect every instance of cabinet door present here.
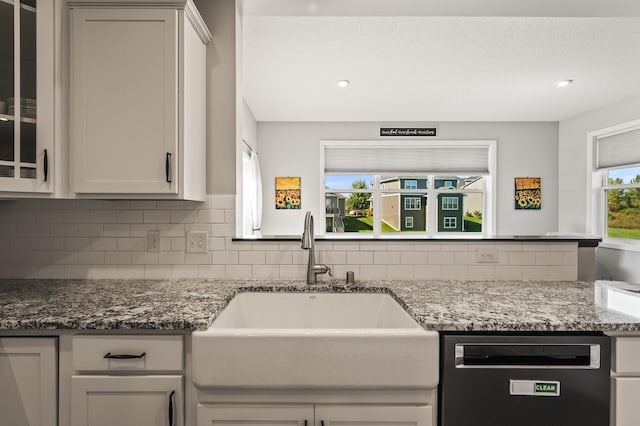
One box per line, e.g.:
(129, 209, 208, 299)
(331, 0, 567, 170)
(0, 0, 54, 193)
(315, 405, 432, 426)
(0, 337, 57, 426)
(197, 404, 313, 426)
(614, 377, 640, 426)
(71, 375, 183, 426)
(70, 8, 178, 194)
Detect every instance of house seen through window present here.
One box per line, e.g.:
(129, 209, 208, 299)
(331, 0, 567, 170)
(324, 174, 484, 235)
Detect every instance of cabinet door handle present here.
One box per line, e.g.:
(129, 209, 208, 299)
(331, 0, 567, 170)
(169, 390, 176, 426)
(166, 152, 172, 183)
(304, 421, 307, 426)
(103, 352, 146, 359)
(43, 149, 48, 182)
(321, 422, 324, 426)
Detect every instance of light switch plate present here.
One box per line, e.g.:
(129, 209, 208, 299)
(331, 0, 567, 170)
(187, 231, 208, 253)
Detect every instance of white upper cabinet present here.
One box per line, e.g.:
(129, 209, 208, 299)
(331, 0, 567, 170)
(0, 0, 56, 196)
(69, 0, 211, 200)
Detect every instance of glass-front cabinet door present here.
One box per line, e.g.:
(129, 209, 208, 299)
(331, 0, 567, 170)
(0, 0, 53, 194)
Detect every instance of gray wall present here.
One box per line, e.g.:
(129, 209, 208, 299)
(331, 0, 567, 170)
(257, 121, 559, 236)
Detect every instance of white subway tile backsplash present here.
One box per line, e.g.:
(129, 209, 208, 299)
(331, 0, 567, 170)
(239, 251, 266, 265)
(131, 252, 159, 265)
(374, 251, 401, 265)
(198, 209, 225, 223)
(117, 237, 145, 251)
(509, 252, 536, 265)
(0, 195, 581, 281)
(198, 264, 226, 279)
(428, 251, 455, 265)
(495, 265, 523, 280)
(105, 251, 131, 265)
(265, 251, 293, 265)
(144, 210, 170, 223)
(441, 265, 469, 279)
(103, 224, 130, 237)
(347, 251, 374, 265)
(78, 251, 105, 265)
(144, 265, 172, 279)
(90, 210, 116, 224)
(535, 252, 564, 266)
(117, 265, 145, 279)
(172, 265, 198, 279)
(414, 265, 442, 279)
(387, 265, 415, 279)
(117, 210, 143, 224)
(400, 252, 427, 265)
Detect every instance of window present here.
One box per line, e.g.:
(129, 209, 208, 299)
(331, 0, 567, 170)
(404, 197, 421, 210)
(444, 217, 457, 228)
(591, 121, 640, 247)
(322, 140, 496, 236)
(404, 180, 417, 189)
(442, 196, 459, 210)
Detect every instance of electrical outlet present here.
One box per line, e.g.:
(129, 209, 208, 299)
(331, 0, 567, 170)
(147, 230, 161, 253)
(476, 248, 498, 263)
(187, 231, 208, 253)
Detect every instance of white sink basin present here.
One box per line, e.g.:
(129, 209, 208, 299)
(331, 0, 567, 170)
(192, 292, 439, 389)
(595, 280, 640, 319)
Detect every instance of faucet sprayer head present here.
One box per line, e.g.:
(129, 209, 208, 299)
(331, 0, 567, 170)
(301, 211, 314, 249)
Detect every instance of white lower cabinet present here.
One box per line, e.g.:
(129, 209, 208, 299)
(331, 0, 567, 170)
(0, 337, 57, 426)
(71, 375, 183, 426)
(197, 404, 432, 426)
(613, 378, 640, 426)
(612, 336, 640, 426)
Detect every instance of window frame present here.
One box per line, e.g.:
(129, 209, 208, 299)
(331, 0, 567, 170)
(588, 119, 640, 251)
(404, 179, 418, 189)
(441, 196, 459, 210)
(405, 216, 414, 229)
(443, 216, 457, 228)
(404, 196, 421, 210)
(320, 140, 497, 238)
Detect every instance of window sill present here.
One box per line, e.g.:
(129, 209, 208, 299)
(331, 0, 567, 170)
(599, 239, 640, 253)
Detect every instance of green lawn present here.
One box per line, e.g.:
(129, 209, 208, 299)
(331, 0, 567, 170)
(343, 216, 398, 232)
(608, 227, 640, 240)
(464, 216, 482, 232)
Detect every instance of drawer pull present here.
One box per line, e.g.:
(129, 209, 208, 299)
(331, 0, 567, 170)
(103, 352, 146, 359)
(169, 390, 175, 426)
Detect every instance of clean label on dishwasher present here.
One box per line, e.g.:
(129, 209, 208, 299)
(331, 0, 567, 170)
(510, 380, 560, 396)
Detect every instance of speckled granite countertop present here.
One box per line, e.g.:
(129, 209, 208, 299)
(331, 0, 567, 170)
(0, 279, 638, 332)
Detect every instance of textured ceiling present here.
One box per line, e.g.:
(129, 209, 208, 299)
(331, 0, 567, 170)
(243, 15, 640, 122)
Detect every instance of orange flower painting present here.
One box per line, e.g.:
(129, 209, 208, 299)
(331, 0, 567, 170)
(275, 177, 301, 210)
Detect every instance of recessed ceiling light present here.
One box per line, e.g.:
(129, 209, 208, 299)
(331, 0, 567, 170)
(557, 79, 573, 87)
(337, 80, 350, 88)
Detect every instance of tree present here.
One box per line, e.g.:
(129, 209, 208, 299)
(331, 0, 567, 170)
(347, 180, 371, 212)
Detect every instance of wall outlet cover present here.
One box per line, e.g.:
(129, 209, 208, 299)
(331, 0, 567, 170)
(147, 230, 161, 253)
(476, 248, 498, 263)
(187, 231, 208, 253)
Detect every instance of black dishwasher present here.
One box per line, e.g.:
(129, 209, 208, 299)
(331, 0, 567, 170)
(440, 333, 610, 426)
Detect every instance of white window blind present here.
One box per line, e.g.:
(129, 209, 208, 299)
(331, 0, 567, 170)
(597, 128, 640, 170)
(324, 145, 490, 174)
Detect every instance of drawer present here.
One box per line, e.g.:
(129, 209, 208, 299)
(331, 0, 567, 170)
(613, 337, 640, 374)
(73, 335, 183, 372)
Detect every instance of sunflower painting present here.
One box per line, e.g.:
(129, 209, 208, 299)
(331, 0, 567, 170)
(515, 177, 541, 210)
(275, 177, 301, 210)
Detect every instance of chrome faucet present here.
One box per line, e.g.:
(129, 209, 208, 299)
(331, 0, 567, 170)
(301, 211, 332, 284)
